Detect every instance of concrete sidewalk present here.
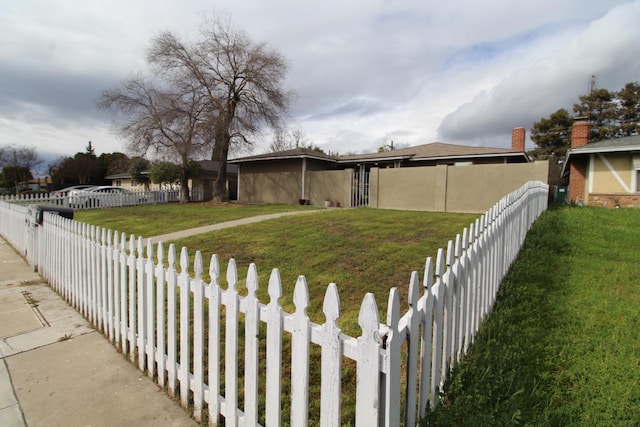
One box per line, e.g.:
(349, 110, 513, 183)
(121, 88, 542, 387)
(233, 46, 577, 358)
(0, 238, 197, 427)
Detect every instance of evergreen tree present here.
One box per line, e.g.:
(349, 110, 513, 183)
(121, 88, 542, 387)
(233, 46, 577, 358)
(572, 88, 617, 142)
(529, 109, 574, 160)
(616, 82, 640, 137)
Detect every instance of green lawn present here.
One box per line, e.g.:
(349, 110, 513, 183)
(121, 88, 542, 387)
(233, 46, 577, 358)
(77, 203, 478, 332)
(424, 206, 640, 426)
(73, 202, 317, 238)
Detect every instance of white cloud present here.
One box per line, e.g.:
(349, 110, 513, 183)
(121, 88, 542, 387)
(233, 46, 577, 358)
(437, 1, 640, 148)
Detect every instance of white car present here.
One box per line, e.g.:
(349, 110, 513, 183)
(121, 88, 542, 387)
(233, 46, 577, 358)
(52, 185, 96, 205)
(68, 186, 142, 208)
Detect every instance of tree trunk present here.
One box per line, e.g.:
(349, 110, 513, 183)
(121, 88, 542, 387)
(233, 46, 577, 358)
(211, 128, 231, 202)
(180, 162, 191, 203)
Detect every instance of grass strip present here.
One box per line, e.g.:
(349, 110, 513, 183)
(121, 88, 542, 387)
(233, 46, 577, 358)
(424, 205, 640, 426)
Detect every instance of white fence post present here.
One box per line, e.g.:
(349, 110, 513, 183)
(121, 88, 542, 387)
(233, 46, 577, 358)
(290, 276, 311, 426)
(418, 258, 435, 416)
(356, 293, 380, 427)
(381, 287, 401, 427)
(178, 247, 191, 409)
(192, 251, 205, 422)
(224, 259, 239, 427)
(207, 255, 221, 424)
(265, 269, 283, 426)
(243, 264, 260, 426)
(321, 283, 342, 427)
(166, 244, 178, 398)
(145, 239, 156, 380)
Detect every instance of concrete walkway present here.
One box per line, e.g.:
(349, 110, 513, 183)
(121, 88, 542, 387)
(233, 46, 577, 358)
(148, 208, 328, 243)
(0, 237, 197, 427)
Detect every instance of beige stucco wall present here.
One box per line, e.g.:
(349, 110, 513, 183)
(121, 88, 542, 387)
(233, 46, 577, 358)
(374, 166, 448, 211)
(590, 153, 632, 193)
(237, 159, 338, 204)
(309, 169, 351, 207)
(239, 170, 302, 204)
(445, 161, 549, 213)
(372, 161, 548, 213)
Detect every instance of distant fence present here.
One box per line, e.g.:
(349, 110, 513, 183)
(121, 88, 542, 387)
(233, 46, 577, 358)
(0, 181, 548, 426)
(0, 188, 203, 209)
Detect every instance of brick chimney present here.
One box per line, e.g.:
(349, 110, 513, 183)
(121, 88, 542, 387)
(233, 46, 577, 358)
(511, 127, 525, 151)
(571, 119, 589, 148)
(568, 119, 589, 203)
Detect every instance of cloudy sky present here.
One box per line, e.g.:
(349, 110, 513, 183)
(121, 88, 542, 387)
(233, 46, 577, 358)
(1, 0, 639, 168)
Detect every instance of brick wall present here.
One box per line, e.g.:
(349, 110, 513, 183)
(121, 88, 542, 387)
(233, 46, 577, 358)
(569, 158, 587, 203)
(511, 127, 525, 151)
(589, 193, 640, 208)
(571, 121, 589, 148)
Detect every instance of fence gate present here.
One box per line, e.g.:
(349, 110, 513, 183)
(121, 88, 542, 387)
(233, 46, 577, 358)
(351, 165, 370, 207)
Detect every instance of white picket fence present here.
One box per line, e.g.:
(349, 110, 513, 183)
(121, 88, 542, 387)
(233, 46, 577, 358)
(0, 181, 548, 426)
(0, 188, 203, 209)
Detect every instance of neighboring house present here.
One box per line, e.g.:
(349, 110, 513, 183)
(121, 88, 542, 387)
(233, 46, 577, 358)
(191, 160, 239, 202)
(27, 177, 52, 192)
(229, 127, 549, 212)
(105, 160, 239, 201)
(563, 120, 640, 207)
(105, 172, 155, 191)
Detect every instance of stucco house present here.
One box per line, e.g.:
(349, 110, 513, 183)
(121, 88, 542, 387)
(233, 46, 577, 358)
(106, 160, 238, 201)
(229, 127, 549, 212)
(563, 120, 640, 207)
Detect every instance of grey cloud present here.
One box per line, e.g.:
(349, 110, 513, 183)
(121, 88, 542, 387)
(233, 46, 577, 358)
(0, 63, 115, 124)
(306, 96, 387, 121)
(438, 0, 640, 148)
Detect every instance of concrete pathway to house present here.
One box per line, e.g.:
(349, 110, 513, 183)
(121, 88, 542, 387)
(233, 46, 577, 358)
(148, 208, 329, 243)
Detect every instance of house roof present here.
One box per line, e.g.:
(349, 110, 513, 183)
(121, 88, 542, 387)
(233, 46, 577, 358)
(561, 135, 640, 177)
(197, 160, 239, 174)
(565, 135, 640, 155)
(230, 142, 528, 165)
(228, 147, 336, 164)
(105, 172, 136, 180)
(336, 142, 527, 163)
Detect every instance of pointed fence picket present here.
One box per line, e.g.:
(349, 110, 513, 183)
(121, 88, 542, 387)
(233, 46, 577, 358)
(0, 181, 548, 425)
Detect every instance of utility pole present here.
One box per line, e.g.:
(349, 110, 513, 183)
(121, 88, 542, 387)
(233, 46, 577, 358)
(588, 75, 596, 126)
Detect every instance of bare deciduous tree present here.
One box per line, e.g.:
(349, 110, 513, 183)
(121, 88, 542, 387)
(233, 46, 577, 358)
(269, 126, 312, 152)
(0, 145, 43, 190)
(147, 14, 292, 201)
(98, 75, 215, 202)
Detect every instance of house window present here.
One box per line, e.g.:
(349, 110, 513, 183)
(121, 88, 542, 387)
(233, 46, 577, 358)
(636, 170, 640, 193)
(115, 179, 122, 186)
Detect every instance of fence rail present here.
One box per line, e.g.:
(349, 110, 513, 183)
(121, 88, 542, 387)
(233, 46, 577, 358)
(0, 188, 203, 209)
(0, 181, 548, 426)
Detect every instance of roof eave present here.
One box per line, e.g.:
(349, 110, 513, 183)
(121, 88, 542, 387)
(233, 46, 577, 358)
(566, 145, 640, 155)
(335, 155, 413, 163)
(410, 152, 528, 162)
(229, 154, 336, 164)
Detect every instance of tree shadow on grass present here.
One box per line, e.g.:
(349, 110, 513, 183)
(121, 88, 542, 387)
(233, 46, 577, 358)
(423, 206, 577, 426)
